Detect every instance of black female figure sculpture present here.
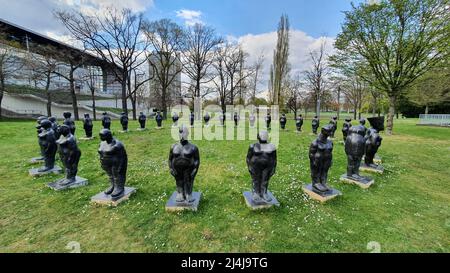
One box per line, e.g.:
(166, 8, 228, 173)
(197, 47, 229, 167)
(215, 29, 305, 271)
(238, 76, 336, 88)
(342, 118, 352, 142)
(82, 113, 94, 138)
(190, 112, 195, 127)
(101, 112, 111, 130)
(296, 115, 304, 132)
(31, 116, 48, 163)
(96, 129, 129, 201)
(120, 112, 129, 132)
(63, 112, 76, 135)
(280, 114, 287, 130)
(312, 116, 319, 134)
(303, 125, 341, 202)
(172, 112, 179, 127)
(329, 116, 337, 138)
(249, 113, 256, 128)
(265, 113, 271, 129)
(48, 125, 87, 190)
(234, 112, 239, 127)
(204, 112, 211, 127)
(167, 125, 201, 211)
(29, 119, 62, 176)
(49, 117, 60, 140)
(341, 121, 374, 188)
(361, 116, 384, 173)
(244, 131, 279, 208)
(138, 112, 147, 130)
(156, 111, 163, 128)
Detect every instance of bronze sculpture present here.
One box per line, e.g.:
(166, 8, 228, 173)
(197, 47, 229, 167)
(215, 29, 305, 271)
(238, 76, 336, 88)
(265, 113, 271, 129)
(156, 111, 163, 128)
(101, 112, 111, 130)
(168, 125, 200, 203)
(204, 112, 210, 126)
(361, 116, 385, 173)
(329, 116, 337, 138)
(138, 112, 147, 129)
(342, 118, 352, 142)
(280, 114, 287, 130)
(38, 119, 58, 172)
(309, 125, 333, 193)
(98, 129, 128, 200)
(296, 115, 304, 132)
(246, 131, 277, 204)
(83, 113, 93, 138)
(63, 112, 76, 135)
(120, 112, 129, 132)
(55, 125, 81, 186)
(172, 112, 179, 127)
(312, 116, 319, 134)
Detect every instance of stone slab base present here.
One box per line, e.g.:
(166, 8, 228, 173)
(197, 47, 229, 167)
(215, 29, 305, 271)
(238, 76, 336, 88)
(155, 127, 163, 130)
(79, 137, 94, 141)
(360, 163, 384, 174)
(243, 191, 280, 210)
(30, 157, 44, 164)
(340, 174, 374, 189)
(29, 166, 62, 177)
(118, 130, 129, 133)
(302, 184, 341, 203)
(363, 155, 382, 164)
(47, 176, 88, 191)
(136, 128, 147, 131)
(91, 187, 136, 206)
(165, 191, 201, 212)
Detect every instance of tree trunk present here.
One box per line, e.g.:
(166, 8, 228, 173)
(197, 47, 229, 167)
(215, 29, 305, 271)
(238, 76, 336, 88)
(121, 70, 128, 114)
(353, 105, 357, 120)
(162, 85, 167, 120)
(91, 88, 96, 121)
(133, 90, 137, 120)
(425, 105, 429, 115)
(372, 96, 377, 117)
(45, 73, 52, 117)
(70, 70, 79, 120)
(386, 95, 396, 135)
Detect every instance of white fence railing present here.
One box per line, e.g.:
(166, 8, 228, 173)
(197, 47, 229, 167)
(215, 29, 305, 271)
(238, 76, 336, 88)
(418, 114, 450, 127)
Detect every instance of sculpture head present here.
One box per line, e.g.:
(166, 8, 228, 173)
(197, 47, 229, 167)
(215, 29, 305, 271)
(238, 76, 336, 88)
(49, 117, 57, 123)
(99, 129, 113, 142)
(40, 119, 52, 130)
(299, 114, 302, 117)
(359, 118, 366, 126)
(257, 131, 269, 144)
(103, 112, 108, 116)
(368, 116, 385, 132)
(333, 116, 337, 120)
(345, 118, 352, 122)
(84, 113, 90, 118)
(179, 125, 189, 141)
(63, 112, 71, 119)
(314, 115, 318, 119)
(59, 125, 71, 137)
(320, 124, 333, 138)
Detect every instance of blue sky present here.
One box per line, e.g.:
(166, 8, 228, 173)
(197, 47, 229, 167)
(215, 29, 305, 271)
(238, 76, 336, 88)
(150, 0, 364, 38)
(0, 0, 366, 92)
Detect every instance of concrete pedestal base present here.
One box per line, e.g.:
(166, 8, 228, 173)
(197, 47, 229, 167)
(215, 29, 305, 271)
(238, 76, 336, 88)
(136, 128, 147, 131)
(340, 174, 374, 189)
(363, 155, 382, 164)
(47, 176, 88, 191)
(30, 157, 44, 164)
(360, 163, 384, 174)
(243, 191, 280, 210)
(79, 137, 94, 141)
(91, 187, 136, 206)
(165, 191, 201, 212)
(29, 166, 62, 177)
(118, 130, 129, 133)
(302, 184, 341, 203)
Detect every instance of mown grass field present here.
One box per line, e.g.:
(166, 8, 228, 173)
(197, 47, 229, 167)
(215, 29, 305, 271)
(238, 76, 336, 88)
(0, 116, 449, 253)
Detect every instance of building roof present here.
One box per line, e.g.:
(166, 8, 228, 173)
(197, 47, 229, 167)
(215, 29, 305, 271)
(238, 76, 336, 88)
(0, 18, 111, 67)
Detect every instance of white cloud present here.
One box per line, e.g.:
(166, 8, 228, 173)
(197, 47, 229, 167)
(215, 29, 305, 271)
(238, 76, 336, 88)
(234, 30, 335, 91)
(176, 9, 204, 27)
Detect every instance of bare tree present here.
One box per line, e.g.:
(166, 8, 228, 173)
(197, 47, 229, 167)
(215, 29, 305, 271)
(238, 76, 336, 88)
(0, 39, 23, 118)
(80, 66, 102, 120)
(285, 74, 304, 117)
(270, 14, 290, 105)
(55, 7, 149, 115)
(304, 41, 330, 118)
(212, 45, 230, 112)
(26, 45, 58, 117)
(143, 19, 183, 119)
(127, 66, 151, 119)
(181, 24, 222, 104)
(341, 75, 368, 120)
(250, 52, 265, 104)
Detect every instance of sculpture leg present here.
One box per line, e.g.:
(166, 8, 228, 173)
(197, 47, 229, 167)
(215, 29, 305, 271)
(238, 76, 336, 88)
(175, 177, 184, 202)
(347, 155, 355, 177)
(251, 173, 262, 202)
(261, 168, 272, 202)
(111, 168, 125, 200)
(103, 164, 115, 194)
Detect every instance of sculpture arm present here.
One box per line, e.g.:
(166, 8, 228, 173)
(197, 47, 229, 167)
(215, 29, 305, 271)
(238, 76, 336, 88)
(246, 145, 254, 174)
(190, 147, 200, 179)
(270, 149, 277, 176)
(168, 145, 176, 176)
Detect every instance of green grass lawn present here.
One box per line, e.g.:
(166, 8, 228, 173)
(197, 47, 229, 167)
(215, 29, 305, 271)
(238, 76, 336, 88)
(0, 117, 449, 253)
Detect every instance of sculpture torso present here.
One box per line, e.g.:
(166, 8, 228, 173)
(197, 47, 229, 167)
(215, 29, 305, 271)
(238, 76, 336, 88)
(345, 125, 366, 157)
(99, 139, 127, 164)
(248, 143, 276, 170)
(171, 142, 198, 170)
